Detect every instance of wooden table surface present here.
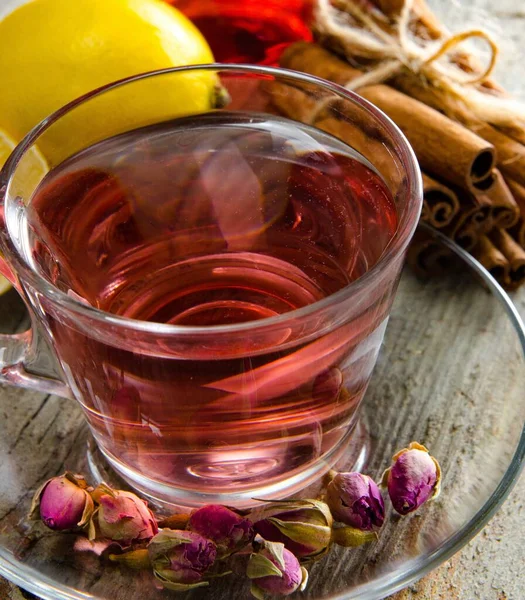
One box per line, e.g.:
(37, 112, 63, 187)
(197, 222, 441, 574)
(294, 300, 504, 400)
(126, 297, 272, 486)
(1, 1, 524, 599)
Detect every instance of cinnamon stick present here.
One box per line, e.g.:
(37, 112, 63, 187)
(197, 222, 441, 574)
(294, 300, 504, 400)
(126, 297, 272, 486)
(506, 178, 525, 247)
(489, 229, 525, 290)
(454, 169, 520, 230)
(268, 82, 406, 187)
(493, 122, 525, 149)
(280, 43, 496, 190)
(359, 84, 495, 188)
(470, 123, 525, 188)
(281, 43, 356, 87)
(477, 170, 520, 230)
(389, 74, 525, 188)
(369, 0, 405, 18)
(430, 181, 499, 251)
(444, 196, 491, 251)
(421, 199, 431, 223)
(268, 80, 319, 124)
(421, 173, 460, 228)
(314, 116, 399, 183)
(406, 229, 454, 279)
(472, 235, 510, 285)
(411, 0, 443, 38)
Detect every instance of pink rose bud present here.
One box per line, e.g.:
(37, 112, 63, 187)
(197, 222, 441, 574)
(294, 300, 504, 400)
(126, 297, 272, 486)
(247, 538, 308, 599)
(382, 442, 442, 515)
(326, 472, 385, 530)
(188, 504, 254, 559)
(249, 499, 333, 560)
(148, 529, 217, 592)
(92, 484, 157, 545)
(30, 472, 94, 532)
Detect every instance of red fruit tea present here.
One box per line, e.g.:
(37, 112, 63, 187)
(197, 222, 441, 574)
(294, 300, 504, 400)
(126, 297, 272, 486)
(26, 112, 397, 499)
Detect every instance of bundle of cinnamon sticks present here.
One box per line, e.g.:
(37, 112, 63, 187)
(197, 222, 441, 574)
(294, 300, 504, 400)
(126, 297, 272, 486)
(275, 0, 525, 290)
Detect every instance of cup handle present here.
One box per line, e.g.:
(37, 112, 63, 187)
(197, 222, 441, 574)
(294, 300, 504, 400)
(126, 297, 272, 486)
(0, 258, 73, 399)
(0, 328, 73, 398)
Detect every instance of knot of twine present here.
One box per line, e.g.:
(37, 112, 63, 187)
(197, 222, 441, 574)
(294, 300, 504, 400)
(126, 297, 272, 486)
(314, 0, 525, 127)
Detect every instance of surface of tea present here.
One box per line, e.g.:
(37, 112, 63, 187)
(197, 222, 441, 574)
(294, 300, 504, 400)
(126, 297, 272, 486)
(25, 111, 398, 501)
(29, 112, 397, 321)
(170, 0, 313, 64)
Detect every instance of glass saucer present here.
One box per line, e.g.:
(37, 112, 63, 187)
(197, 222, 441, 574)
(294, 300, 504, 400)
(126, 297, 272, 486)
(1, 227, 524, 600)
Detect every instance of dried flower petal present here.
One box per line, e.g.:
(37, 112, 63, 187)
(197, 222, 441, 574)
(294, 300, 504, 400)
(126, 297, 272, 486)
(73, 537, 121, 557)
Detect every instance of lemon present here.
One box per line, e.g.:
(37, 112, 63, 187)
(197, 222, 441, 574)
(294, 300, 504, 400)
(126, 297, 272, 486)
(0, 130, 17, 296)
(0, 129, 49, 295)
(0, 129, 15, 168)
(0, 0, 215, 164)
(0, 129, 49, 193)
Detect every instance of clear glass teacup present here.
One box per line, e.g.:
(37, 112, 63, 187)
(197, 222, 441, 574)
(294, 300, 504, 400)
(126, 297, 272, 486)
(0, 65, 421, 507)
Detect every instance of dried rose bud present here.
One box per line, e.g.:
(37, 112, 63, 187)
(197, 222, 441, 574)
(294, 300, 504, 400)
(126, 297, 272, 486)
(148, 529, 217, 592)
(326, 471, 385, 530)
(92, 484, 157, 545)
(188, 504, 254, 559)
(247, 538, 308, 599)
(249, 499, 332, 560)
(29, 472, 94, 532)
(382, 442, 442, 515)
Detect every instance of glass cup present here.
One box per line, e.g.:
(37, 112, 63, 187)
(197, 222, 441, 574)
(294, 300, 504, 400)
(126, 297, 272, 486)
(0, 65, 422, 507)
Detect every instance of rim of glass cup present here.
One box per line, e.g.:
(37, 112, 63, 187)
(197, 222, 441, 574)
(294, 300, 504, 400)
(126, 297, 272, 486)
(0, 226, 524, 600)
(0, 63, 423, 335)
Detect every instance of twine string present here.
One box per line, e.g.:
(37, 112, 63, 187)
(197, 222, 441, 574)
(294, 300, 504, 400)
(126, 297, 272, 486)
(312, 0, 525, 127)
